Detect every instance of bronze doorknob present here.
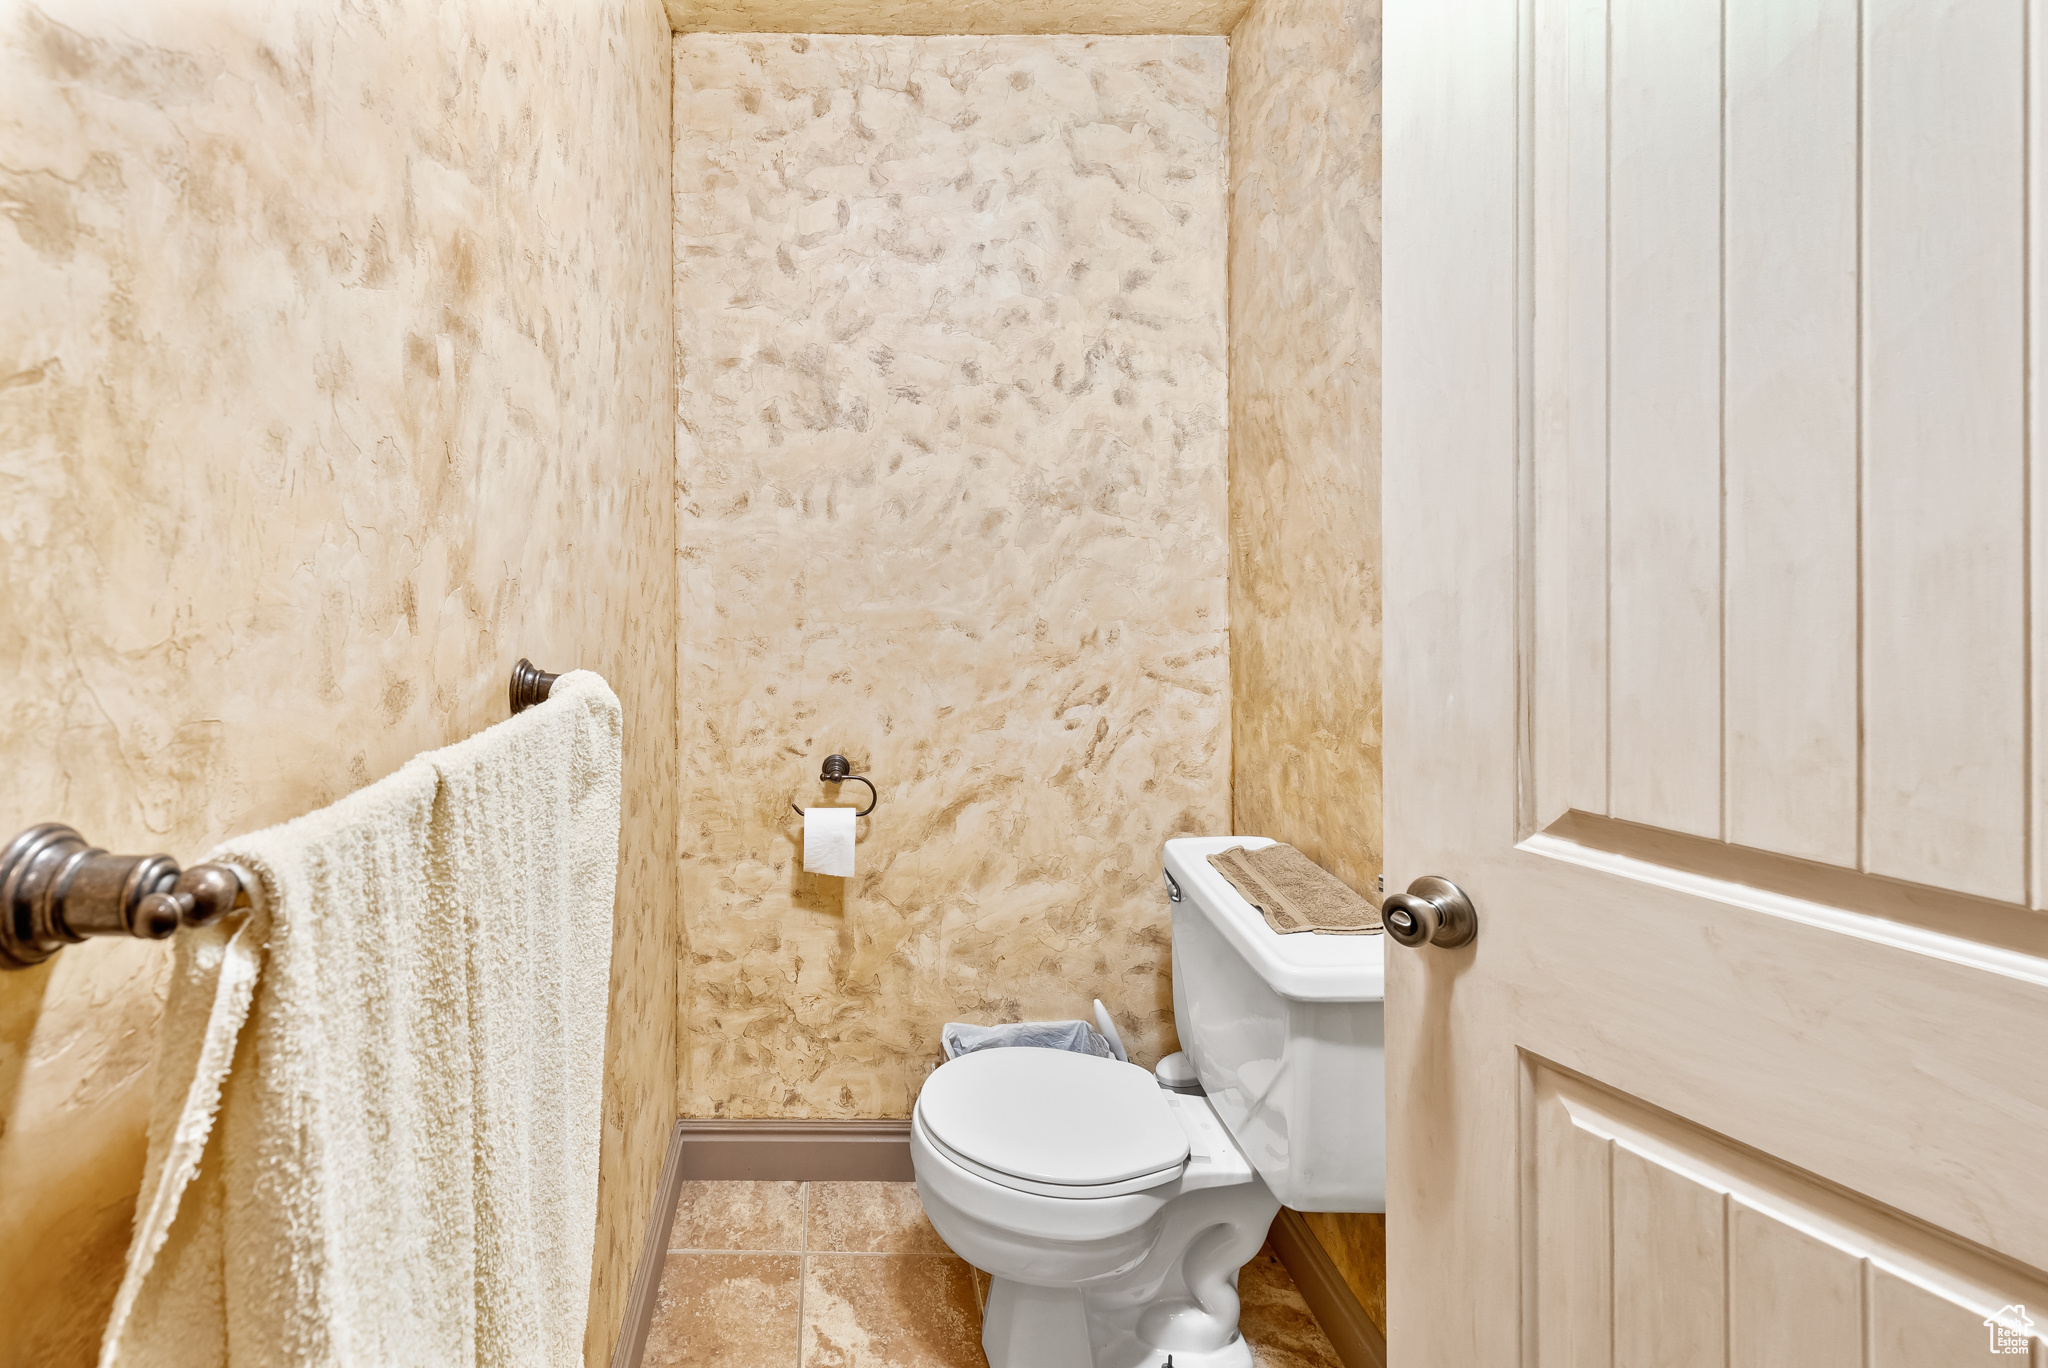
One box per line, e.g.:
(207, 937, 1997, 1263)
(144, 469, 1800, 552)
(1382, 876, 1478, 949)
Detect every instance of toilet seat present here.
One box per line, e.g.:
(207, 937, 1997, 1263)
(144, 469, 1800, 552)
(916, 1112, 1187, 1199)
(916, 1048, 1189, 1199)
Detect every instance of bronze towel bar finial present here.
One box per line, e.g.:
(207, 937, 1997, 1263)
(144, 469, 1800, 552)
(509, 658, 560, 715)
(789, 753, 879, 818)
(0, 824, 248, 969)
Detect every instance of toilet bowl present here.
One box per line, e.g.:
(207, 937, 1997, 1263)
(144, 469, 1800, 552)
(909, 834, 1387, 1368)
(912, 1047, 1280, 1368)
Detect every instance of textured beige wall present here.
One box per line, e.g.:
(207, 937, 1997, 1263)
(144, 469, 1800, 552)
(664, 0, 1250, 35)
(0, 3, 676, 1365)
(1227, 0, 1385, 1333)
(1227, 0, 1382, 908)
(673, 33, 1230, 1118)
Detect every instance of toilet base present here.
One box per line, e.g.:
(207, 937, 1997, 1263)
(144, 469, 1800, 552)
(1090, 1326, 1256, 1368)
(983, 1280, 1093, 1368)
(981, 1278, 1258, 1368)
(974, 1167, 1279, 1368)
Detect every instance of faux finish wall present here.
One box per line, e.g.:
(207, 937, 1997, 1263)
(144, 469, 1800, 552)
(0, 3, 676, 1364)
(673, 33, 1231, 1118)
(1227, 0, 1386, 1333)
(664, 0, 1251, 34)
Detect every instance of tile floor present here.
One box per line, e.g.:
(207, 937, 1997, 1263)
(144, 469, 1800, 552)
(644, 1180, 1345, 1368)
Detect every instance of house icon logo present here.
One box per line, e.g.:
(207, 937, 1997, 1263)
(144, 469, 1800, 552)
(1984, 1304, 2034, 1355)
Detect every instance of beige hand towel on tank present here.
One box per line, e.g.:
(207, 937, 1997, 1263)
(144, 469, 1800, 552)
(100, 671, 622, 1368)
(1206, 843, 1383, 935)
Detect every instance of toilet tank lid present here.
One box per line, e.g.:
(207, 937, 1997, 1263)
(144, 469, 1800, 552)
(916, 1048, 1190, 1187)
(1165, 837, 1387, 1002)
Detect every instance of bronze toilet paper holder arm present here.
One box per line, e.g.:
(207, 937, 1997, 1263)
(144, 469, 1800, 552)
(790, 754, 878, 817)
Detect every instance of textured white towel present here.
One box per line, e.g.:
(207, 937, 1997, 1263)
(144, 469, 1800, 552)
(100, 671, 621, 1368)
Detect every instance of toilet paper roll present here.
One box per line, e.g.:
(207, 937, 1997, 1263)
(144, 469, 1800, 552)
(802, 806, 856, 877)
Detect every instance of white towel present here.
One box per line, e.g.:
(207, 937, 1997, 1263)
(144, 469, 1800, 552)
(802, 805, 856, 877)
(100, 670, 622, 1368)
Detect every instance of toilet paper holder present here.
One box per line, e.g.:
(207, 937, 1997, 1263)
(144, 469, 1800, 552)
(789, 754, 878, 817)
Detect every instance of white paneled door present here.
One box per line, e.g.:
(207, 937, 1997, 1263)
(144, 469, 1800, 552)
(1385, 0, 2048, 1362)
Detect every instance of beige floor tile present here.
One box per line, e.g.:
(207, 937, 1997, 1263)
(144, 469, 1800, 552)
(802, 1254, 987, 1368)
(644, 1252, 803, 1368)
(1236, 1245, 1345, 1368)
(670, 1180, 806, 1252)
(806, 1181, 952, 1254)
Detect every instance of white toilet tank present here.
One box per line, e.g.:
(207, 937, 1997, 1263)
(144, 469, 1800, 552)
(1163, 836, 1386, 1212)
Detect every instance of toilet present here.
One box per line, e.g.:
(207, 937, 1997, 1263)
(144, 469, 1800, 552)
(911, 835, 1386, 1368)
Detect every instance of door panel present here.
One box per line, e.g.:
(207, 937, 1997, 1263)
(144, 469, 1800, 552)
(1722, 0, 1861, 867)
(1532, 1064, 2048, 1366)
(1861, 0, 2028, 902)
(1605, 0, 1723, 840)
(1386, 0, 2048, 1360)
(1729, 1210, 1862, 1368)
(1530, 0, 2038, 903)
(1611, 1143, 1725, 1368)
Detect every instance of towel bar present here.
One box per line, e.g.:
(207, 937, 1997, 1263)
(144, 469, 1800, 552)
(509, 658, 560, 715)
(0, 823, 247, 968)
(3, 659, 567, 968)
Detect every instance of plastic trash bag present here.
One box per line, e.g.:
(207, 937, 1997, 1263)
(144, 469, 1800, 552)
(940, 1018, 1116, 1061)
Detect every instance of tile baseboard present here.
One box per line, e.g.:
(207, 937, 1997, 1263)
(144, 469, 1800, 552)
(671, 1117, 917, 1181)
(1266, 1208, 1390, 1368)
(609, 1119, 693, 1368)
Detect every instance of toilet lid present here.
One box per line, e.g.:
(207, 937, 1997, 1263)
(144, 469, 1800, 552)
(916, 1048, 1190, 1188)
